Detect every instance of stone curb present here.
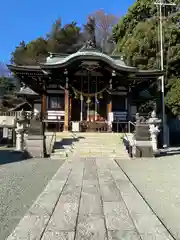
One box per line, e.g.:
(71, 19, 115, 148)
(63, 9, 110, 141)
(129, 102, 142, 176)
(6, 160, 70, 240)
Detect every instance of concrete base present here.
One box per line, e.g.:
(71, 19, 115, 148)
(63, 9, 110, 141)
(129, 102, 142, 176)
(134, 141, 153, 158)
(25, 136, 45, 158)
(134, 145, 153, 158)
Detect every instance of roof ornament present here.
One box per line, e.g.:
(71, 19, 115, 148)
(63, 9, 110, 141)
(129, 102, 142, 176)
(112, 70, 116, 76)
(120, 55, 124, 61)
(49, 53, 53, 58)
(80, 16, 97, 51)
(20, 82, 26, 90)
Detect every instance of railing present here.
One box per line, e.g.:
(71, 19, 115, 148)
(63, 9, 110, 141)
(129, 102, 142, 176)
(70, 121, 134, 133)
(47, 131, 56, 156)
(0, 111, 32, 117)
(123, 131, 137, 158)
(0, 111, 21, 117)
(70, 121, 108, 132)
(112, 121, 128, 133)
(128, 121, 136, 133)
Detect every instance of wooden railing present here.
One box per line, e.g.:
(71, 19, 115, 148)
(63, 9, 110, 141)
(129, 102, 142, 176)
(0, 111, 22, 117)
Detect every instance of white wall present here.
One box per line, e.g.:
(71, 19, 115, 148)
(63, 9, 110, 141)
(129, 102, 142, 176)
(0, 116, 15, 127)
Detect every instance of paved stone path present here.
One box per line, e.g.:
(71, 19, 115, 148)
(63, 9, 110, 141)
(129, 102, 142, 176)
(7, 153, 173, 239)
(6, 134, 177, 240)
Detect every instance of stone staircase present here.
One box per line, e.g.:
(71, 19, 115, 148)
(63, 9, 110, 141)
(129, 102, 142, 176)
(50, 133, 129, 160)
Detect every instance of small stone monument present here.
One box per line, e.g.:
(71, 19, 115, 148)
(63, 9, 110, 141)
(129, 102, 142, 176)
(148, 110, 161, 155)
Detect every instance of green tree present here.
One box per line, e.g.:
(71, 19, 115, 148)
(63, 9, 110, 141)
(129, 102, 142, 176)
(11, 19, 84, 65)
(165, 78, 180, 115)
(113, 0, 180, 115)
(0, 77, 16, 96)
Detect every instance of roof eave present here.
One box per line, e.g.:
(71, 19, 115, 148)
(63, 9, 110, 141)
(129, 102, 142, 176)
(7, 64, 42, 72)
(136, 69, 164, 76)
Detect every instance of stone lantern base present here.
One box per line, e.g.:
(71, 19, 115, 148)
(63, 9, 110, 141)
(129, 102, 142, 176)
(133, 124, 154, 158)
(25, 118, 46, 158)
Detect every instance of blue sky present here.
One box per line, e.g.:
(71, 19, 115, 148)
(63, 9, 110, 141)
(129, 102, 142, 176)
(0, 0, 135, 63)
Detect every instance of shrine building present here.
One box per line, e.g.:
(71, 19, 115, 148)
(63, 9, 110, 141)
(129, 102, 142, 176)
(7, 21, 163, 132)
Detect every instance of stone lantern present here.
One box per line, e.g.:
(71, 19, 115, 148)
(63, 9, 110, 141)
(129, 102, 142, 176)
(15, 110, 28, 151)
(148, 110, 161, 154)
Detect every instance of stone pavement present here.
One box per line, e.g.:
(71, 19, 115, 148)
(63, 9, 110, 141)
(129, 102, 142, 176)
(0, 153, 64, 240)
(7, 153, 174, 239)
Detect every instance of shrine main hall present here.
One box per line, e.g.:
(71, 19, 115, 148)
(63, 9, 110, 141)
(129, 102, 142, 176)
(7, 40, 163, 132)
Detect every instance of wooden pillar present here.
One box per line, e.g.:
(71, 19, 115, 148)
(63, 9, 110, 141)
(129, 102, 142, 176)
(69, 96, 72, 121)
(107, 71, 116, 131)
(107, 98, 112, 115)
(107, 75, 113, 118)
(127, 86, 132, 121)
(107, 77, 113, 132)
(42, 92, 47, 119)
(64, 70, 69, 131)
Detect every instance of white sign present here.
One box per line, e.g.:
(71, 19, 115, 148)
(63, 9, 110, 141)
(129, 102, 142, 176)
(72, 122, 80, 132)
(108, 112, 114, 123)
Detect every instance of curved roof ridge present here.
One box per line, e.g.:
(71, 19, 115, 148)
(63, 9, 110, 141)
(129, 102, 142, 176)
(43, 50, 136, 72)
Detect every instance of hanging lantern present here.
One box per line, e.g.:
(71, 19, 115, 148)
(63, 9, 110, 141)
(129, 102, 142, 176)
(86, 97, 91, 104)
(99, 93, 103, 99)
(74, 92, 79, 99)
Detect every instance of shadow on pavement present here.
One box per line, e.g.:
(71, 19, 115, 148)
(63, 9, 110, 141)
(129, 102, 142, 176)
(159, 147, 180, 157)
(54, 136, 85, 150)
(0, 148, 28, 165)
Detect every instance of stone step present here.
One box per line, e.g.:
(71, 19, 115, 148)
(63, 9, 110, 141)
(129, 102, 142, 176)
(73, 146, 123, 151)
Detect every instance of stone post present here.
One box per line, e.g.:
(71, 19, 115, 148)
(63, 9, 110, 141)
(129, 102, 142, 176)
(15, 128, 24, 151)
(148, 110, 161, 154)
(15, 111, 26, 151)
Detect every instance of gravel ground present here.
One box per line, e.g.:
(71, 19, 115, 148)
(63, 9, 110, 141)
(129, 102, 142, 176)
(116, 154, 180, 240)
(0, 149, 64, 240)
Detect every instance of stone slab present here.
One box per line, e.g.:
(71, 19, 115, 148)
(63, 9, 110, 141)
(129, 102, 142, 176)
(42, 230, 75, 240)
(103, 202, 136, 231)
(108, 230, 141, 240)
(60, 184, 81, 203)
(79, 192, 103, 215)
(46, 202, 79, 232)
(99, 180, 122, 202)
(76, 214, 107, 240)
